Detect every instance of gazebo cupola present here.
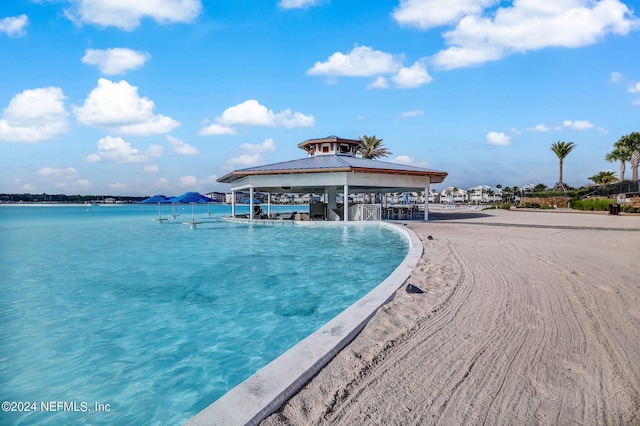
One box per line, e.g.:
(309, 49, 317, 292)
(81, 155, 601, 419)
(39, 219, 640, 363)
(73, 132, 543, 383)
(297, 135, 363, 157)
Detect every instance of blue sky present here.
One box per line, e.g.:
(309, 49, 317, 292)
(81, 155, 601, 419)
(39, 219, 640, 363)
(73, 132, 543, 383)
(1, 0, 639, 196)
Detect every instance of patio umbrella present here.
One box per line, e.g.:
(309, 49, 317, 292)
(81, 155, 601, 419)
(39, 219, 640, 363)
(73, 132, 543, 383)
(169, 192, 216, 203)
(139, 195, 172, 204)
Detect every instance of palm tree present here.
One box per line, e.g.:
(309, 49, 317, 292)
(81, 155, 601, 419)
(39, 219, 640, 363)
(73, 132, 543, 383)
(606, 142, 632, 182)
(550, 141, 577, 191)
(588, 171, 617, 186)
(616, 132, 640, 182)
(357, 135, 392, 159)
(533, 183, 548, 192)
(512, 186, 520, 203)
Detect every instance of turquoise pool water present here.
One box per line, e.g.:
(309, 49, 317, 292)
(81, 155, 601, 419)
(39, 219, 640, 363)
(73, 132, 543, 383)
(0, 204, 408, 425)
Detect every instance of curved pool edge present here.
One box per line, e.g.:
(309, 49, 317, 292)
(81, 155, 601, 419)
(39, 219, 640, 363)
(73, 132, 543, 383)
(184, 222, 423, 426)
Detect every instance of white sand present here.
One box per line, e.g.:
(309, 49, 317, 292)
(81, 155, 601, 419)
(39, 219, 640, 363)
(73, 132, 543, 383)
(262, 209, 640, 425)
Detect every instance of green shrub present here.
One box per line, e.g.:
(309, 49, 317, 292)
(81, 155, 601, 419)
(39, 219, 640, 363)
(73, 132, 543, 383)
(500, 203, 512, 210)
(570, 198, 613, 211)
(541, 205, 556, 209)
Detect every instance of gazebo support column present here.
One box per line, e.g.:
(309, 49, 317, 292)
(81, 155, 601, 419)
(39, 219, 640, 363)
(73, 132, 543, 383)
(231, 190, 236, 217)
(249, 187, 254, 220)
(343, 184, 349, 222)
(424, 185, 429, 221)
(267, 193, 271, 217)
(327, 186, 337, 213)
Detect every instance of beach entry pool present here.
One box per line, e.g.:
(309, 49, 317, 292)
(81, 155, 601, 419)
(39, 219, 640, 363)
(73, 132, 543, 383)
(0, 204, 409, 425)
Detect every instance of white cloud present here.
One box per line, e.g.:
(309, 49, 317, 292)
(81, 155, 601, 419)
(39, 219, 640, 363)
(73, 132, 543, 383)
(0, 87, 69, 143)
(198, 123, 236, 136)
(393, 0, 496, 29)
(109, 182, 128, 190)
(64, 0, 202, 31)
(367, 76, 389, 89)
(487, 131, 511, 146)
(21, 183, 37, 192)
(278, 0, 325, 9)
(431, 45, 503, 70)
(179, 175, 197, 187)
(74, 78, 180, 135)
(563, 120, 594, 130)
(204, 175, 218, 184)
(308, 45, 403, 77)
(85, 135, 163, 163)
(309, 45, 433, 89)
(36, 167, 78, 179)
(391, 155, 430, 168)
(0, 14, 28, 37)
(224, 154, 262, 169)
(224, 138, 277, 169)
(527, 123, 550, 132)
(115, 115, 179, 136)
(610, 71, 624, 83)
(220, 100, 314, 128)
(402, 110, 424, 117)
(628, 80, 640, 105)
(529, 120, 598, 132)
(154, 177, 169, 187)
(200, 100, 314, 135)
(392, 60, 433, 88)
(82, 48, 151, 75)
(167, 135, 199, 155)
(239, 138, 276, 153)
(55, 180, 91, 191)
(428, 0, 639, 70)
(144, 164, 160, 173)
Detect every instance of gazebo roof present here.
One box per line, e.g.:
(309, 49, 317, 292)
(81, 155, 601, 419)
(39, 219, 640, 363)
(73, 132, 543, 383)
(217, 154, 447, 184)
(217, 135, 447, 195)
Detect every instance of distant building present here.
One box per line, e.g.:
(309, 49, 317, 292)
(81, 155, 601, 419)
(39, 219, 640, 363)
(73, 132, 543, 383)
(469, 185, 502, 204)
(204, 191, 226, 202)
(440, 187, 468, 204)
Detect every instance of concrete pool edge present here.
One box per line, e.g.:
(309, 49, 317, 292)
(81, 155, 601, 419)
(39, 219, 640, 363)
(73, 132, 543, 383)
(185, 222, 423, 426)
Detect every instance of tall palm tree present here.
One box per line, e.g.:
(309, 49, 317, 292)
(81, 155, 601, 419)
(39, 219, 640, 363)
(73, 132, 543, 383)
(357, 135, 392, 159)
(550, 141, 577, 191)
(617, 132, 640, 182)
(606, 142, 632, 182)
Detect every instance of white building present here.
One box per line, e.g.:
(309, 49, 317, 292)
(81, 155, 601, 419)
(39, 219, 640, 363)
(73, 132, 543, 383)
(440, 187, 468, 204)
(469, 185, 503, 204)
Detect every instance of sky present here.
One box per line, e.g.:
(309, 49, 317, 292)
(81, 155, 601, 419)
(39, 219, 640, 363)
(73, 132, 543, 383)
(1, 0, 639, 196)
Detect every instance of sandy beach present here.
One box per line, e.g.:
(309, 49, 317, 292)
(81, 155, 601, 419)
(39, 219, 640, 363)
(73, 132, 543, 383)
(261, 209, 640, 425)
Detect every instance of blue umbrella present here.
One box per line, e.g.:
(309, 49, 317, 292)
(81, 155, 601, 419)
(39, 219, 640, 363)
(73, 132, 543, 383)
(169, 192, 216, 203)
(139, 195, 172, 204)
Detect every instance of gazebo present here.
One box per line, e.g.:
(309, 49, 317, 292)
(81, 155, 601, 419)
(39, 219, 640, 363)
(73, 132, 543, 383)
(217, 136, 448, 221)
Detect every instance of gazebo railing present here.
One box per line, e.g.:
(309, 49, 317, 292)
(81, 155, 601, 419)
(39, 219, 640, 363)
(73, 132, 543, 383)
(350, 204, 381, 221)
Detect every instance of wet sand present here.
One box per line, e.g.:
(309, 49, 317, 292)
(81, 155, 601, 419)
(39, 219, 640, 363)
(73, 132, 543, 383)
(262, 209, 640, 425)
